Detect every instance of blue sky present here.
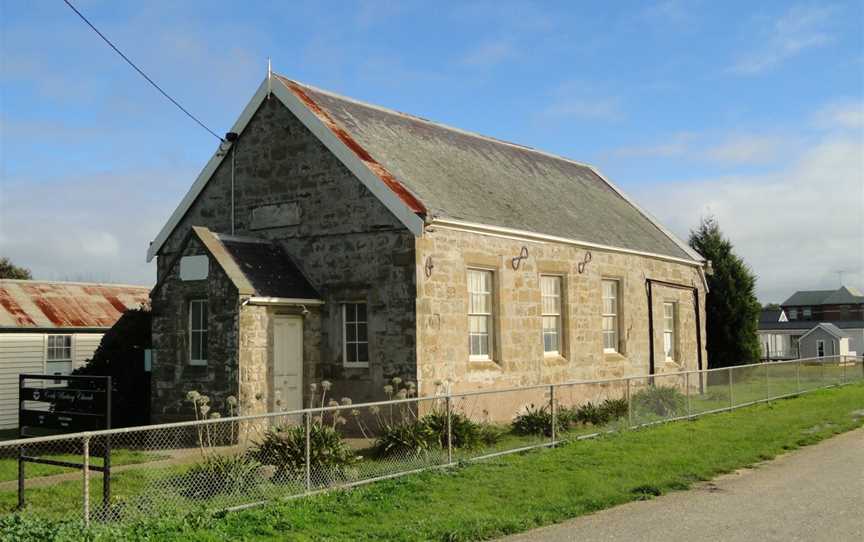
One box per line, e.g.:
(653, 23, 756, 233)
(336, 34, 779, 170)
(1, 0, 862, 302)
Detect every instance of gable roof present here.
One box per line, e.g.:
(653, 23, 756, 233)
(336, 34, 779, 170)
(782, 286, 864, 306)
(189, 227, 320, 300)
(147, 75, 702, 265)
(0, 280, 150, 331)
(799, 322, 850, 341)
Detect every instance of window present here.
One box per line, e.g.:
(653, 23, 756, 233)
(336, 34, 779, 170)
(803, 307, 812, 319)
(189, 300, 208, 366)
(816, 339, 825, 358)
(46, 335, 72, 362)
(541, 276, 563, 355)
(343, 303, 369, 366)
(663, 302, 676, 361)
(468, 269, 494, 360)
(602, 279, 620, 353)
(788, 308, 798, 320)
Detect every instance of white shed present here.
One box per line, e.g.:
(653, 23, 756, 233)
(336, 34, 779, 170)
(0, 280, 150, 429)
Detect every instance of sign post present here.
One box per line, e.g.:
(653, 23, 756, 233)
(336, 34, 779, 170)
(17, 374, 112, 511)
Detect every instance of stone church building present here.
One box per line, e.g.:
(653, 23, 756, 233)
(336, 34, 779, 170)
(147, 74, 709, 422)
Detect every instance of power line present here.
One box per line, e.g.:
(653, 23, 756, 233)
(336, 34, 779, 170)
(62, 0, 224, 142)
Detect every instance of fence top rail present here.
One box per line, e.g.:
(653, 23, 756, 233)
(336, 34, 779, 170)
(1, 356, 860, 448)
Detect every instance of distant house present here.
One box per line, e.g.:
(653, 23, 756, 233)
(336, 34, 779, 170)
(758, 286, 864, 360)
(797, 323, 852, 359)
(0, 280, 150, 429)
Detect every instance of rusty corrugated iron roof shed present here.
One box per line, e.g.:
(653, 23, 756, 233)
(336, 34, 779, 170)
(0, 280, 150, 330)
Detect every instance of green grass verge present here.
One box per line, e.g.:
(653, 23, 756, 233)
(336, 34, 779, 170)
(2, 382, 862, 542)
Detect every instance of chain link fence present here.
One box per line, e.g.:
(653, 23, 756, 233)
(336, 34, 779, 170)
(1, 356, 861, 524)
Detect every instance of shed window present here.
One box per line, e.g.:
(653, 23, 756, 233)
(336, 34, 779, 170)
(189, 300, 208, 366)
(602, 279, 620, 353)
(663, 302, 677, 361)
(468, 269, 494, 360)
(343, 303, 369, 366)
(47, 335, 72, 362)
(541, 275, 563, 355)
(816, 339, 825, 358)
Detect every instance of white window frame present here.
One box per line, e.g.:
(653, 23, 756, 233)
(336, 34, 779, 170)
(602, 279, 620, 353)
(468, 268, 495, 361)
(189, 299, 208, 366)
(342, 302, 369, 368)
(802, 307, 812, 318)
(663, 302, 677, 362)
(788, 308, 798, 320)
(541, 275, 563, 356)
(816, 339, 825, 358)
(46, 335, 73, 362)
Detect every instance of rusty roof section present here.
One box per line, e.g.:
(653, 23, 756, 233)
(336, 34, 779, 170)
(275, 75, 427, 216)
(0, 280, 150, 330)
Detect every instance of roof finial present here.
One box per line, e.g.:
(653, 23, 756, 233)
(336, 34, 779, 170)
(267, 56, 272, 95)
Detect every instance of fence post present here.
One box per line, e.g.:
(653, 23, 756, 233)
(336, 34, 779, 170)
(549, 384, 556, 447)
(626, 378, 632, 428)
(82, 436, 90, 527)
(842, 356, 846, 384)
(796, 359, 801, 392)
(304, 412, 311, 492)
(445, 394, 453, 465)
(765, 362, 769, 400)
(685, 371, 691, 418)
(728, 367, 734, 410)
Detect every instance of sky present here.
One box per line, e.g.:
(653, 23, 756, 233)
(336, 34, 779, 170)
(0, 0, 862, 303)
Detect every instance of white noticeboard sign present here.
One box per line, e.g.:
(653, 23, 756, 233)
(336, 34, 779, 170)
(179, 255, 209, 281)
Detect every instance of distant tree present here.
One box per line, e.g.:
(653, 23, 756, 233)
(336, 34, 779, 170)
(74, 308, 152, 427)
(0, 257, 32, 279)
(689, 217, 761, 368)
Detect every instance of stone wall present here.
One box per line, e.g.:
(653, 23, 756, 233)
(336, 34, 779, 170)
(153, 96, 417, 414)
(150, 236, 240, 423)
(414, 226, 708, 413)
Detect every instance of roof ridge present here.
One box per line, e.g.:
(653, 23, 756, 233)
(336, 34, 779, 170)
(276, 74, 599, 172)
(0, 278, 150, 289)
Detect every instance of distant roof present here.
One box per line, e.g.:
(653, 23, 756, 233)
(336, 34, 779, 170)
(758, 319, 864, 331)
(759, 308, 782, 324)
(190, 227, 320, 300)
(800, 322, 850, 341)
(782, 286, 864, 306)
(147, 75, 702, 264)
(0, 280, 150, 330)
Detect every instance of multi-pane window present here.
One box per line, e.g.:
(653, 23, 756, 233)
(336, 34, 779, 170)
(468, 269, 494, 360)
(46, 335, 72, 361)
(602, 279, 619, 353)
(541, 275, 562, 355)
(802, 307, 812, 319)
(788, 308, 798, 320)
(343, 303, 369, 366)
(189, 300, 208, 366)
(816, 340, 825, 358)
(663, 302, 676, 361)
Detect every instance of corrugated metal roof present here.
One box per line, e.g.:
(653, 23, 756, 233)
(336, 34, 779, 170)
(275, 76, 693, 261)
(0, 280, 150, 330)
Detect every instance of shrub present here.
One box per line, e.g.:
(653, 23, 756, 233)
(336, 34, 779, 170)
(173, 454, 261, 499)
(631, 386, 686, 417)
(423, 411, 503, 449)
(599, 398, 629, 421)
(249, 423, 355, 482)
(575, 402, 606, 426)
(372, 418, 437, 458)
(512, 404, 564, 437)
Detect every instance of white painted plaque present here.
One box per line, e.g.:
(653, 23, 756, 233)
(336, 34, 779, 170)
(180, 255, 209, 281)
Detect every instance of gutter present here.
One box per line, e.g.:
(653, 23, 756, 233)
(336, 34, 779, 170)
(241, 297, 324, 307)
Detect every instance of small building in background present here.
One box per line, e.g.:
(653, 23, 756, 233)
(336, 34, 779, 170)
(0, 279, 150, 429)
(797, 323, 852, 359)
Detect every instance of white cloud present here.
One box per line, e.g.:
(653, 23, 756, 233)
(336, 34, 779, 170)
(813, 101, 864, 130)
(460, 40, 518, 68)
(632, 137, 864, 303)
(609, 132, 696, 158)
(703, 134, 791, 164)
(730, 5, 834, 75)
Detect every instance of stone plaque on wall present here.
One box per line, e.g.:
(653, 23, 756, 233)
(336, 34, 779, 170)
(250, 202, 301, 230)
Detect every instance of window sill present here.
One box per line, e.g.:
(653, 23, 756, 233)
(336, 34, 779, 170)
(543, 353, 568, 367)
(343, 362, 369, 369)
(603, 351, 628, 363)
(468, 359, 502, 371)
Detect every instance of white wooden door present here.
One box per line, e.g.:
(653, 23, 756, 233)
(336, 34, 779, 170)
(273, 316, 303, 412)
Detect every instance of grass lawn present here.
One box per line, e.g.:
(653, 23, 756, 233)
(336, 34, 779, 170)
(0, 450, 167, 483)
(2, 382, 862, 542)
